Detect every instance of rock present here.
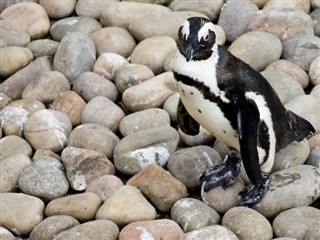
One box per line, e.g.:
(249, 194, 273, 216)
(122, 72, 177, 112)
(285, 95, 320, 133)
(73, 71, 119, 102)
(0, 106, 29, 136)
(24, 109, 72, 152)
(0, 46, 33, 78)
(183, 225, 239, 240)
(0, 226, 15, 240)
(0, 93, 12, 110)
(27, 39, 59, 58)
(310, 84, 320, 99)
(272, 139, 310, 172)
(93, 53, 129, 80)
(130, 36, 176, 74)
(308, 133, 320, 151)
(50, 17, 102, 41)
(309, 56, 320, 85)
(127, 164, 188, 212)
(91, 27, 136, 57)
(0, 56, 52, 100)
(305, 223, 320, 240)
(264, 0, 310, 12)
(100, 2, 171, 30)
(29, 215, 79, 240)
(311, 8, 320, 37)
(213, 139, 231, 159)
(222, 207, 273, 240)
(68, 123, 119, 159)
(312, 0, 320, 9)
(306, 147, 320, 168)
(61, 147, 115, 191)
(0, 20, 30, 47)
(0, 154, 32, 193)
(33, 149, 61, 162)
(265, 60, 309, 89)
(119, 108, 170, 136)
(81, 96, 124, 132)
(51, 91, 86, 127)
(282, 35, 320, 71)
(218, 1, 258, 42)
(53, 220, 119, 240)
(163, 92, 180, 122)
(119, 219, 184, 240)
(86, 175, 124, 202)
(75, 0, 119, 19)
(22, 71, 71, 104)
(171, 198, 221, 232)
(114, 64, 154, 94)
(0, 193, 44, 236)
(273, 206, 320, 240)
(95, 185, 157, 225)
(261, 70, 305, 104)
(228, 31, 282, 72)
(178, 127, 215, 146)
(0, 2, 50, 39)
(249, 8, 313, 41)
(18, 157, 69, 200)
(253, 165, 320, 218)
(0, 136, 32, 161)
(167, 146, 222, 188)
(8, 98, 45, 116)
(113, 126, 179, 175)
(39, 0, 76, 19)
(45, 192, 101, 221)
(53, 32, 96, 83)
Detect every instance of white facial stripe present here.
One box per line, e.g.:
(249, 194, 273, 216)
(198, 22, 215, 42)
(181, 20, 190, 40)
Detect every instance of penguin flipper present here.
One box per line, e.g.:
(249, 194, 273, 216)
(177, 98, 200, 135)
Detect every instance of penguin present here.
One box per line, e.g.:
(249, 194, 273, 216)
(173, 17, 315, 206)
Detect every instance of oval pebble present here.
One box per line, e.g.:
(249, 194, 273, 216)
(26, 39, 59, 58)
(0, 20, 30, 47)
(8, 98, 45, 116)
(264, 0, 310, 12)
(0, 106, 29, 136)
(306, 147, 320, 168)
(183, 225, 239, 240)
(308, 56, 320, 85)
(163, 92, 180, 122)
(75, 0, 119, 19)
(0, 135, 32, 161)
(39, 0, 76, 19)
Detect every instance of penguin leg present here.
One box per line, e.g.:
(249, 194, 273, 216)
(177, 98, 200, 135)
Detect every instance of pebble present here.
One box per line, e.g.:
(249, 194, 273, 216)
(0, 226, 15, 240)
(0, 56, 52, 100)
(122, 72, 177, 112)
(308, 133, 320, 150)
(73, 71, 119, 102)
(33, 149, 61, 162)
(305, 223, 320, 240)
(0, 93, 12, 110)
(0, 154, 32, 193)
(0, 20, 30, 47)
(39, 0, 76, 19)
(0, 2, 50, 39)
(178, 127, 215, 146)
(253, 165, 320, 218)
(68, 123, 119, 159)
(50, 17, 102, 41)
(119, 219, 184, 240)
(0, 193, 44, 236)
(81, 96, 124, 132)
(310, 84, 320, 99)
(75, 0, 118, 19)
(8, 98, 45, 116)
(119, 108, 170, 136)
(95, 185, 157, 225)
(183, 225, 239, 240)
(0, 106, 29, 136)
(45, 192, 102, 222)
(273, 206, 320, 240)
(24, 109, 72, 152)
(163, 92, 180, 122)
(53, 220, 119, 240)
(311, 8, 320, 37)
(171, 198, 221, 232)
(91, 27, 136, 57)
(218, 1, 258, 42)
(282, 34, 320, 71)
(308, 56, 320, 85)
(29, 215, 79, 240)
(306, 147, 320, 168)
(249, 8, 313, 41)
(167, 145, 222, 188)
(222, 207, 273, 240)
(213, 139, 231, 159)
(127, 164, 188, 212)
(86, 175, 124, 202)
(61, 147, 115, 191)
(0, 135, 32, 161)
(18, 157, 69, 200)
(22, 71, 71, 104)
(53, 32, 96, 83)
(114, 64, 155, 94)
(228, 31, 282, 72)
(312, 0, 320, 9)
(51, 91, 86, 127)
(0, 46, 33, 78)
(26, 39, 59, 58)
(264, 0, 310, 12)
(113, 126, 179, 175)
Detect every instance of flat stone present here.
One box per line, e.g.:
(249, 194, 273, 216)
(0, 20, 30, 47)
(75, 0, 119, 19)
(183, 225, 239, 240)
(0, 106, 29, 136)
(309, 56, 320, 85)
(0, 136, 32, 161)
(8, 98, 45, 116)
(39, 0, 76, 19)
(27, 39, 59, 58)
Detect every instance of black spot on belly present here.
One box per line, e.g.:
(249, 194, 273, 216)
(223, 130, 226, 134)
(190, 91, 194, 95)
(198, 109, 202, 113)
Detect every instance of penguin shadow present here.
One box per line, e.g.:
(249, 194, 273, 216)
(268, 172, 301, 192)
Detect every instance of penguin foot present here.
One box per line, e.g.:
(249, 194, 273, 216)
(200, 150, 241, 192)
(238, 173, 270, 206)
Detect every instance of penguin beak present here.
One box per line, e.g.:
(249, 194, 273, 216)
(186, 46, 194, 62)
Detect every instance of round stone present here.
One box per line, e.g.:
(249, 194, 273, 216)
(183, 225, 239, 240)
(309, 56, 320, 85)
(75, 0, 119, 19)
(8, 98, 45, 116)
(27, 39, 59, 58)
(306, 147, 320, 168)
(39, 0, 76, 19)
(0, 135, 32, 161)
(0, 106, 29, 136)
(0, 20, 30, 47)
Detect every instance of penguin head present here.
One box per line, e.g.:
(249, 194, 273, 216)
(177, 17, 217, 62)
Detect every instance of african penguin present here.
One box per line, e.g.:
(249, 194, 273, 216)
(173, 17, 315, 206)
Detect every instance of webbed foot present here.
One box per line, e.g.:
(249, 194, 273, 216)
(200, 150, 241, 192)
(238, 173, 270, 206)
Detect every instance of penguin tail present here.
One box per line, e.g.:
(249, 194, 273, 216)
(287, 110, 315, 142)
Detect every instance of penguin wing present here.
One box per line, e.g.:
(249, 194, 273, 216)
(237, 98, 262, 185)
(177, 98, 200, 135)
